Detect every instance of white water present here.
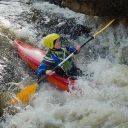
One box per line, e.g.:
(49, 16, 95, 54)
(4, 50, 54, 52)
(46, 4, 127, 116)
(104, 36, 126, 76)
(0, 0, 37, 42)
(0, 1, 128, 128)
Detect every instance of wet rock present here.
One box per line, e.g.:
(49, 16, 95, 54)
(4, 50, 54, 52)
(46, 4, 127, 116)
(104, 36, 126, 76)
(62, 0, 128, 18)
(0, 91, 21, 117)
(49, 0, 62, 6)
(0, 91, 11, 117)
(44, 0, 62, 7)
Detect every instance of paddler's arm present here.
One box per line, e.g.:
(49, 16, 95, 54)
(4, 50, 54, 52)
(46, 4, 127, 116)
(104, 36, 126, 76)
(66, 45, 81, 54)
(35, 63, 54, 78)
(35, 55, 59, 78)
(35, 63, 47, 78)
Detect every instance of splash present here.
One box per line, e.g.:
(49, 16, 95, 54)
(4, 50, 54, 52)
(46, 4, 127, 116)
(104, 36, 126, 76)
(0, 1, 128, 128)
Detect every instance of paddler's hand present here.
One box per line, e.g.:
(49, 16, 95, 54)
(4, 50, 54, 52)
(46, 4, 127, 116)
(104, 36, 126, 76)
(76, 45, 81, 53)
(45, 70, 55, 76)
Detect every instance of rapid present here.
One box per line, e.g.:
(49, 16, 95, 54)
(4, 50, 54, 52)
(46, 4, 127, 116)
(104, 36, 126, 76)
(0, 0, 128, 128)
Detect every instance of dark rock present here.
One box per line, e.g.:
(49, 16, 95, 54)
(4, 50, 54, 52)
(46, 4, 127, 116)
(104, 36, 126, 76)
(44, 0, 63, 7)
(62, 0, 128, 18)
(0, 92, 11, 117)
(49, 0, 62, 6)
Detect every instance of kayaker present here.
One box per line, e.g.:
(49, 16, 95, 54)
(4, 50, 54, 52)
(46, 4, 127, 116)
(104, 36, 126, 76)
(35, 33, 82, 79)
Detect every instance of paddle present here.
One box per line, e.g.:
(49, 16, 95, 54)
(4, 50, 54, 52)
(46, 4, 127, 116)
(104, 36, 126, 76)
(11, 19, 115, 106)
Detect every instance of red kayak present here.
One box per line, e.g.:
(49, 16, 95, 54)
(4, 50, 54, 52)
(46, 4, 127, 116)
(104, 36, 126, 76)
(13, 39, 75, 91)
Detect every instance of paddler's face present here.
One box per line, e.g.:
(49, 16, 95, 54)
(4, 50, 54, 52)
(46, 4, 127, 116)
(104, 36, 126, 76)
(54, 38, 61, 49)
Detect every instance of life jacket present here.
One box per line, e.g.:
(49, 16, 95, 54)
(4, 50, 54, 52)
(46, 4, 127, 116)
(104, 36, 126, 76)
(47, 48, 74, 72)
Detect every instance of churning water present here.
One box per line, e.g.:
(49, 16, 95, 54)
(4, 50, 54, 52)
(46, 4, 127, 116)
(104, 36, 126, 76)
(0, 0, 128, 128)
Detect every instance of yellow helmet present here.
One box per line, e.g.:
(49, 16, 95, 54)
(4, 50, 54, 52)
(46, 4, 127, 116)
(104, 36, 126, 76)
(42, 33, 60, 49)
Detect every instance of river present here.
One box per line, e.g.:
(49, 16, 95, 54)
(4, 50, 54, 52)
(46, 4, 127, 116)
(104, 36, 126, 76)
(0, 0, 128, 128)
